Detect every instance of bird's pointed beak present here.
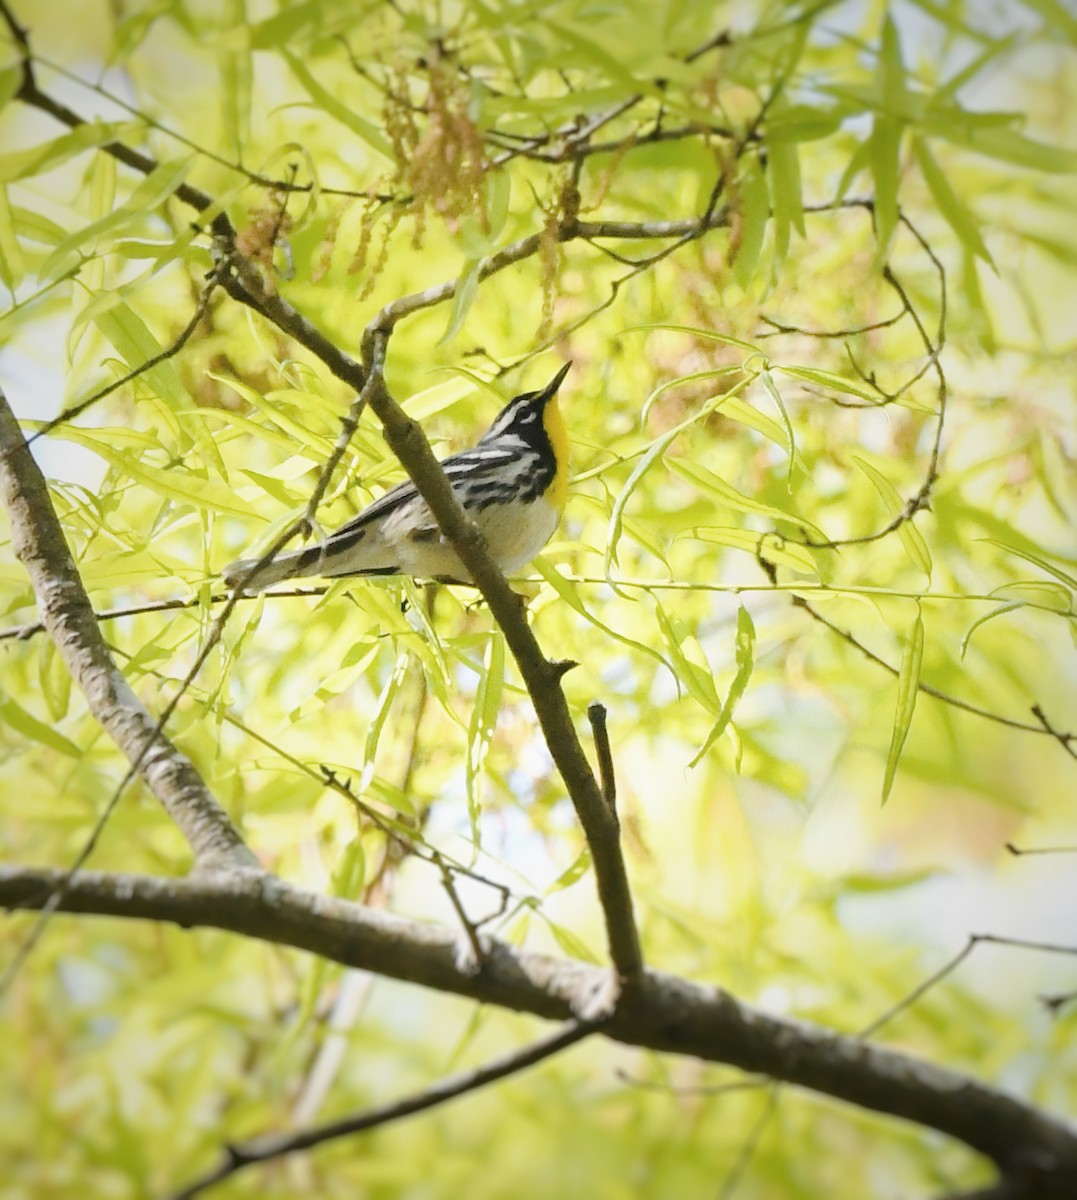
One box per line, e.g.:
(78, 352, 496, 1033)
(538, 361, 572, 402)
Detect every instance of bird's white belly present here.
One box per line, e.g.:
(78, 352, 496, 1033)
(386, 496, 558, 580)
(480, 496, 559, 574)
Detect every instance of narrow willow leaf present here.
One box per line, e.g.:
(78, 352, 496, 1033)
(94, 300, 190, 414)
(281, 51, 392, 158)
(623, 322, 762, 355)
(760, 370, 797, 482)
(923, 119, 1077, 173)
(0, 122, 138, 182)
(358, 653, 410, 793)
(547, 848, 592, 893)
(990, 581, 1072, 611)
(605, 425, 680, 580)
(538, 913, 601, 964)
(690, 606, 756, 767)
(666, 457, 826, 539)
(38, 639, 72, 722)
(466, 631, 505, 841)
(882, 606, 924, 803)
(692, 527, 818, 574)
(870, 114, 902, 251)
(733, 157, 769, 288)
(984, 539, 1077, 588)
(718, 394, 798, 462)
(768, 138, 804, 261)
(0, 693, 80, 757)
(640, 367, 744, 423)
(653, 599, 720, 713)
(440, 256, 482, 344)
(330, 835, 366, 899)
(765, 103, 845, 144)
(778, 364, 882, 404)
(114, 445, 255, 517)
(0, 65, 20, 112)
(0, 185, 23, 290)
(41, 157, 193, 282)
(852, 456, 932, 579)
(879, 15, 908, 113)
(532, 558, 675, 674)
(959, 601, 1023, 659)
(961, 249, 995, 352)
(913, 137, 993, 265)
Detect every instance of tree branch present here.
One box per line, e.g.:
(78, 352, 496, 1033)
(0, 393, 255, 873)
(170, 1020, 595, 1199)
(350, 342, 642, 983)
(2, 865, 1076, 1192)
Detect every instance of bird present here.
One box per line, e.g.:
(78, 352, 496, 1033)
(223, 362, 571, 592)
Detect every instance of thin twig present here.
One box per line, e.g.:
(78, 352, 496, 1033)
(169, 1020, 596, 1200)
(1031, 705, 1077, 760)
(587, 702, 617, 818)
(20, 274, 220, 449)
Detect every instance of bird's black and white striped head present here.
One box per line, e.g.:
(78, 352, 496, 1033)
(478, 362, 571, 449)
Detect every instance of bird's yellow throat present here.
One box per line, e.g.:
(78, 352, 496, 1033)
(542, 396, 569, 512)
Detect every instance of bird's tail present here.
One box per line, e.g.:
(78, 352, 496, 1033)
(222, 545, 329, 592)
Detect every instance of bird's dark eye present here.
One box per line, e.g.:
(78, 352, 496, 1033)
(519, 410, 537, 423)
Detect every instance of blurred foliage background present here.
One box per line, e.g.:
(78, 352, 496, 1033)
(0, 0, 1075, 1196)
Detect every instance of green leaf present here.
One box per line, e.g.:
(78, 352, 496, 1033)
(691, 527, 818, 574)
(990, 581, 1073, 612)
(41, 157, 193, 282)
(852, 456, 932, 579)
(882, 605, 924, 804)
(440, 256, 482, 344)
(358, 653, 411, 796)
(870, 114, 902, 252)
(653, 599, 720, 714)
(624, 322, 762, 356)
(765, 104, 845, 144)
(92, 299, 191, 413)
(760, 370, 797, 483)
(923, 119, 1077, 173)
(532, 558, 675, 675)
(0, 692, 80, 757)
(913, 137, 993, 265)
(1019, 0, 1077, 42)
(878, 15, 908, 114)
(666, 457, 825, 539)
(281, 51, 392, 160)
(547, 848, 592, 893)
(605, 425, 680, 579)
(689, 606, 756, 767)
(767, 138, 804, 261)
(0, 185, 24, 291)
(38, 639, 72, 722)
(0, 122, 140, 182)
(959, 601, 1024, 659)
(777, 365, 882, 405)
(466, 631, 504, 841)
(733, 157, 769, 289)
(53, 434, 257, 519)
(984, 539, 1077, 589)
(0, 65, 21, 113)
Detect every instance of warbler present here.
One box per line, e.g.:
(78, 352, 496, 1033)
(223, 362, 571, 591)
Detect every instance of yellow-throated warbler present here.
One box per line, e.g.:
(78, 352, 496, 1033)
(223, 362, 571, 591)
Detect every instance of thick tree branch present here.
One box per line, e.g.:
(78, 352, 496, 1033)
(2, 865, 1076, 1193)
(0, 394, 255, 872)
